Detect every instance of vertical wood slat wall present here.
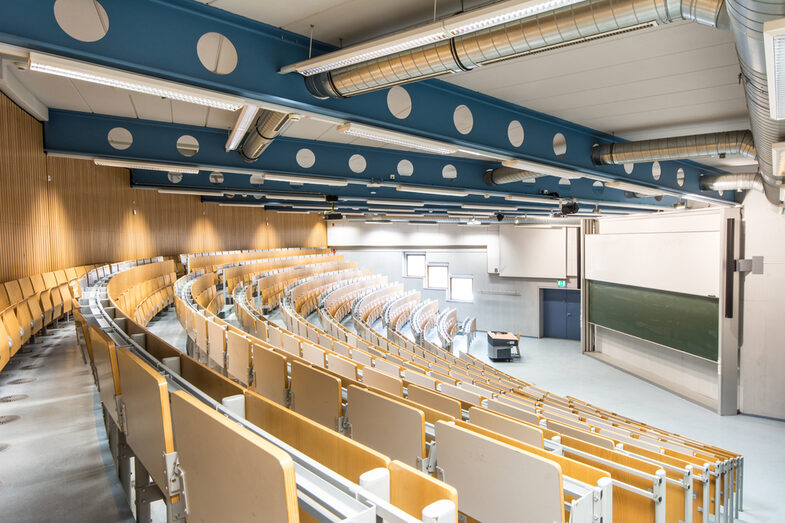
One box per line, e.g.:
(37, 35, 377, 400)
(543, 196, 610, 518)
(0, 92, 327, 282)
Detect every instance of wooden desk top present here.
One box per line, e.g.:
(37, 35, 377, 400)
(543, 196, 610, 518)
(487, 331, 517, 341)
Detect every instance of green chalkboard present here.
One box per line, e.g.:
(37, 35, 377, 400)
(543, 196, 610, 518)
(588, 280, 719, 361)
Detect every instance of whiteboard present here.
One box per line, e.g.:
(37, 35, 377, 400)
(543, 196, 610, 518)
(498, 225, 566, 279)
(585, 231, 720, 296)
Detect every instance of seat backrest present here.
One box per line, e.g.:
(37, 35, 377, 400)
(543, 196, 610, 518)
(42, 272, 57, 289)
(18, 278, 35, 299)
(30, 274, 46, 294)
(0, 285, 9, 311)
(88, 325, 122, 426)
(54, 270, 67, 285)
(2, 310, 22, 355)
(0, 320, 10, 372)
(4, 280, 23, 306)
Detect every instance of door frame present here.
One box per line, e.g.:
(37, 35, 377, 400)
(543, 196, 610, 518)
(539, 287, 581, 339)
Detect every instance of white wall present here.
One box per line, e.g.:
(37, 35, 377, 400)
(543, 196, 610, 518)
(327, 221, 579, 337)
(739, 191, 785, 419)
(587, 209, 728, 409)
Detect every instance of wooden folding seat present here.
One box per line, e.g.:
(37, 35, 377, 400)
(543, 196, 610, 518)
(54, 270, 67, 286)
(75, 266, 87, 279)
(50, 286, 64, 321)
(2, 310, 23, 356)
(88, 325, 122, 427)
(25, 297, 44, 335)
(0, 285, 9, 311)
(42, 272, 57, 290)
(0, 320, 10, 372)
(59, 285, 73, 315)
(18, 278, 35, 299)
(4, 280, 23, 307)
(65, 267, 78, 282)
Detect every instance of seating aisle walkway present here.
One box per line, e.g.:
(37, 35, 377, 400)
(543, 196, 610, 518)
(455, 332, 785, 523)
(0, 323, 134, 523)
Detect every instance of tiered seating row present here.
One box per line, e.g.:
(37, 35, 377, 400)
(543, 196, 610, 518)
(185, 247, 328, 275)
(410, 300, 438, 345)
(223, 252, 342, 294)
(290, 268, 371, 317)
(1, 264, 101, 373)
(323, 276, 388, 321)
(354, 283, 403, 324)
(257, 257, 347, 310)
(436, 308, 458, 350)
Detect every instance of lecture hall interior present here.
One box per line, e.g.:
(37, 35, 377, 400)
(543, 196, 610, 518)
(1, 0, 784, 522)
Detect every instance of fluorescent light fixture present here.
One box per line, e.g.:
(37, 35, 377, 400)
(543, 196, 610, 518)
(444, 0, 585, 36)
(263, 173, 349, 187)
(365, 219, 394, 224)
(395, 185, 470, 197)
(218, 203, 263, 208)
(504, 194, 557, 204)
(604, 180, 665, 197)
(256, 194, 325, 202)
(282, 26, 448, 76)
(764, 17, 785, 120)
(282, 0, 583, 76)
(337, 123, 458, 155)
(157, 189, 220, 196)
(366, 199, 425, 207)
(94, 158, 200, 174)
(29, 52, 243, 111)
(456, 148, 507, 160)
(462, 203, 519, 211)
(269, 210, 312, 214)
(225, 104, 259, 151)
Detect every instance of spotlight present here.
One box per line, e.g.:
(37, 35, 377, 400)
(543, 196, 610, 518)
(495, 212, 504, 222)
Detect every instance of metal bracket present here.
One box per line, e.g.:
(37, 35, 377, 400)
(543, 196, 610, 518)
(337, 415, 352, 437)
(285, 388, 293, 408)
(416, 442, 438, 474)
(735, 256, 763, 274)
(162, 451, 188, 520)
(116, 395, 127, 433)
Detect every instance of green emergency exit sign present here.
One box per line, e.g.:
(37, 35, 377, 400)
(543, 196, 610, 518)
(556, 280, 566, 287)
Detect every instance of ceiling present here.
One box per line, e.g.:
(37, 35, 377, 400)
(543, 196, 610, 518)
(197, 0, 754, 172)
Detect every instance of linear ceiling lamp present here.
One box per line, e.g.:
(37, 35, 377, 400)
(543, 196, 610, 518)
(604, 180, 666, 197)
(262, 173, 349, 187)
(764, 17, 785, 119)
(337, 123, 458, 155)
(366, 199, 425, 207)
(157, 189, 221, 196)
(28, 52, 243, 111)
(226, 104, 260, 151)
(282, 0, 583, 76)
(94, 158, 200, 174)
(504, 194, 557, 204)
(255, 193, 326, 202)
(462, 203, 519, 211)
(218, 203, 264, 208)
(395, 185, 470, 197)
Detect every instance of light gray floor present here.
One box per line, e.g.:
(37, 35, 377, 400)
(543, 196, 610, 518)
(455, 332, 785, 523)
(0, 322, 133, 523)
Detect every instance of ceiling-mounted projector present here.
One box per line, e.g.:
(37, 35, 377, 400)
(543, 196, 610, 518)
(555, 201, 579, 216)
(325, 212, 343, 220)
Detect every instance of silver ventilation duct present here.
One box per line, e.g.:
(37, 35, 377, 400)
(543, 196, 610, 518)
(305, 0, 728, 99)
(591, 130, 756, 165)
(238, 110, 300, 162)
(725, 0, 785, 203)
(700, 172, 764, 192)
(483, 167, 540, 185)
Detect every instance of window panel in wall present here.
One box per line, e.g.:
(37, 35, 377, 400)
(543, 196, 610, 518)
(426, 264, 449, 289)
(450, 276, 473, 302)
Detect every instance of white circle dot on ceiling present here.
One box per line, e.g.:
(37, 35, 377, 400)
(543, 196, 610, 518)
(453, 105, 473, 135)
(107, 127, 132, 150)
(676, 167, 685, 186)
(652, 161, 661, 180)
(348, 154, 367, 173)
(296, 148, 316, 168)
(176, 135, 199, 157)
(209, 172, 224, 184)
(167, 172, 183, 184)
(442, 164, 457, 179)
(250, 174, 265, 185)
(54, 0, 109, 42)
(196, 32, 238, 75)
(559, 178, 571, 186)
(507, 120, 524, 147)
(553, 133, 567, 157)
(397, 159, 414, 176)
(387, 86, 412, 119)
(624, 163, 634, 174)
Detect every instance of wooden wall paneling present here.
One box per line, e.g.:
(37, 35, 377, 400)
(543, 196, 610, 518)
(0, 91, 326, 281)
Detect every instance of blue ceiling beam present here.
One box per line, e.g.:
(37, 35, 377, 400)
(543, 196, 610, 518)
(45, 109, 678, 207)
(2, 0, 731, 204)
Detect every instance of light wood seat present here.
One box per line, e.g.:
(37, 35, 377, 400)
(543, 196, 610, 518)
(170, 390, 300, 523)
